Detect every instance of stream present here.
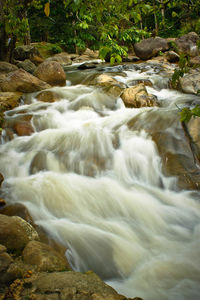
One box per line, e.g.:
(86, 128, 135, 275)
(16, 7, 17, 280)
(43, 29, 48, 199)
(0, 61, 200, 300)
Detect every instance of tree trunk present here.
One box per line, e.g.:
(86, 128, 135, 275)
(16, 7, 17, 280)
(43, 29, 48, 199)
(153, 0, 159, 35)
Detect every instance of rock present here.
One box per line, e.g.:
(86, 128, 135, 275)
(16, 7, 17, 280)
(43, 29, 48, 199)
(30, 55, 44, 65)
(0, 244, 13, 275)
(0, 173, 4, 187)
(0, 61, 18, 74)
(165, 51, 180, 63)
(46, 52, 72, 66)
(0, 198, 6, 207)
(121, 84, 158, 108)
(96, 74, 125, 97)
(21, 271, 128, 300)
(186, 117, 200, 163)
(129, 79, 153, 87)
(16, 59, 36, 74)
(0, 203, 34, 225)
(78, 62, 98, 69)
(175, 32, 200, 57)
(0, 69, 51, 93)
(0, 92, 22, 111)
(179, 72, 200, 94)
(128, 110, 200, 190)
(0, 214, 39, 251)
(134, 37, 169, 60)
(83, 48, 99, 58)
(13, 45, 41, 61)
(34, 61, 66, 86)
(36, 90, 61, 102)
(122, 55, 140, 62)
(189, 56, 200, 67)
(23, 240, 70, 272)
(14, 120, 34, 136)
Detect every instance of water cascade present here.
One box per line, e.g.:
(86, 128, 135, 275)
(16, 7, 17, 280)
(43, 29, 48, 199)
(1, 62, 200, 300)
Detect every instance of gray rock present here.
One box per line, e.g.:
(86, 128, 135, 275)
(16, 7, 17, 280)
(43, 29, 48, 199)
(179, 73, 200, 94)
(134, 37, 169, 60)
(175, 32, 200, 57)
(13, 45, 41, 61)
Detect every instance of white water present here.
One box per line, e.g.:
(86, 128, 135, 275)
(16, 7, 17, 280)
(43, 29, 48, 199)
(1, 63, 200, 300)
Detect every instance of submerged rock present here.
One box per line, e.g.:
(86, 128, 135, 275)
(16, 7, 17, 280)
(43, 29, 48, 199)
(121, 84, 158, 108)
(34, 61, 66, 87)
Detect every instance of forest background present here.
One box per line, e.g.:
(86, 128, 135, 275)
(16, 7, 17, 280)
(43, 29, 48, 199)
(0, 0, 200, 63)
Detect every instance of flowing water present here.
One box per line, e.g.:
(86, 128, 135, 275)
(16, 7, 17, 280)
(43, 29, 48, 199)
(1, 62, 200, 300)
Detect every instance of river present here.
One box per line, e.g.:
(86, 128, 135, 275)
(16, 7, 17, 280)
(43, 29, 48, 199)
(0, 61, 200, 300)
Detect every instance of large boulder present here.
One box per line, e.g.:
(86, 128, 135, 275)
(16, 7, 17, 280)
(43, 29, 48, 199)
(121, 84, 158, 108)
(0, 61, 18, 74)
(34, 61, 66, 86)
(175, 32, 200, 57)
(0, 92, 22, 111)
(13, 45, 41, 61)
(179, 72, 200, 95)
(0, 69, 50, 93)
(95, 74, 125, 97)
(23, 240, 70, 272)
(134, 37, 169, 60)
(0, 214, 39, 251)
(46, 52, 72, 66)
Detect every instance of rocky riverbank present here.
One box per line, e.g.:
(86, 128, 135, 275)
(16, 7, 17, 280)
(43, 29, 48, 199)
(1, 32, 200, 300)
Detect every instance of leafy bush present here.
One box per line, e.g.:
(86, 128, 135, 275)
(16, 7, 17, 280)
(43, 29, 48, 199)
(180, 105, 200, 122)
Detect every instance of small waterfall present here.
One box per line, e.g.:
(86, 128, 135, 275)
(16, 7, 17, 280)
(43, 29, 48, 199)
(0, 63, 200, 300)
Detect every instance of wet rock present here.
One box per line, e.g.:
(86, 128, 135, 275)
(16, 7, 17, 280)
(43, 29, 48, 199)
(46, 52, 72, 66)
(78, 62, 98, 69)
(23, 240, 70, 272)
(128, 110, 200, 190)
(16, 59, 36, 74)
(0, 61, 18, 74)
(96, 74, 125, 97)
(165, 51, 180, 63)
(13, 45, 41, 61)
(0, 214, 39, 251)
(0, 69, 50, 93)
(129, 79, 153, 87)
(121, 84, 158, 108)
(21, 271, 129, 300)
(13, 120, 34, 136)
(179, 72, 200, 95)
(34, 61, 66, 86)
(0, 92, 22, 111)
(0, 203, 34, 225)
(134, 37, 169, 60)
(36, 90, 61, 102)
(175, 32, 200, 57)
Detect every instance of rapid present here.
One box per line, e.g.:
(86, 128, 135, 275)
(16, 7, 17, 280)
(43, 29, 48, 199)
(0, 61, 200, 300)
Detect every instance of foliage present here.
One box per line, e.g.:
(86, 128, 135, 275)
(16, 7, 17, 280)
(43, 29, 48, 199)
(180, 105, 200, 122)
(171, 54, 190, 88)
